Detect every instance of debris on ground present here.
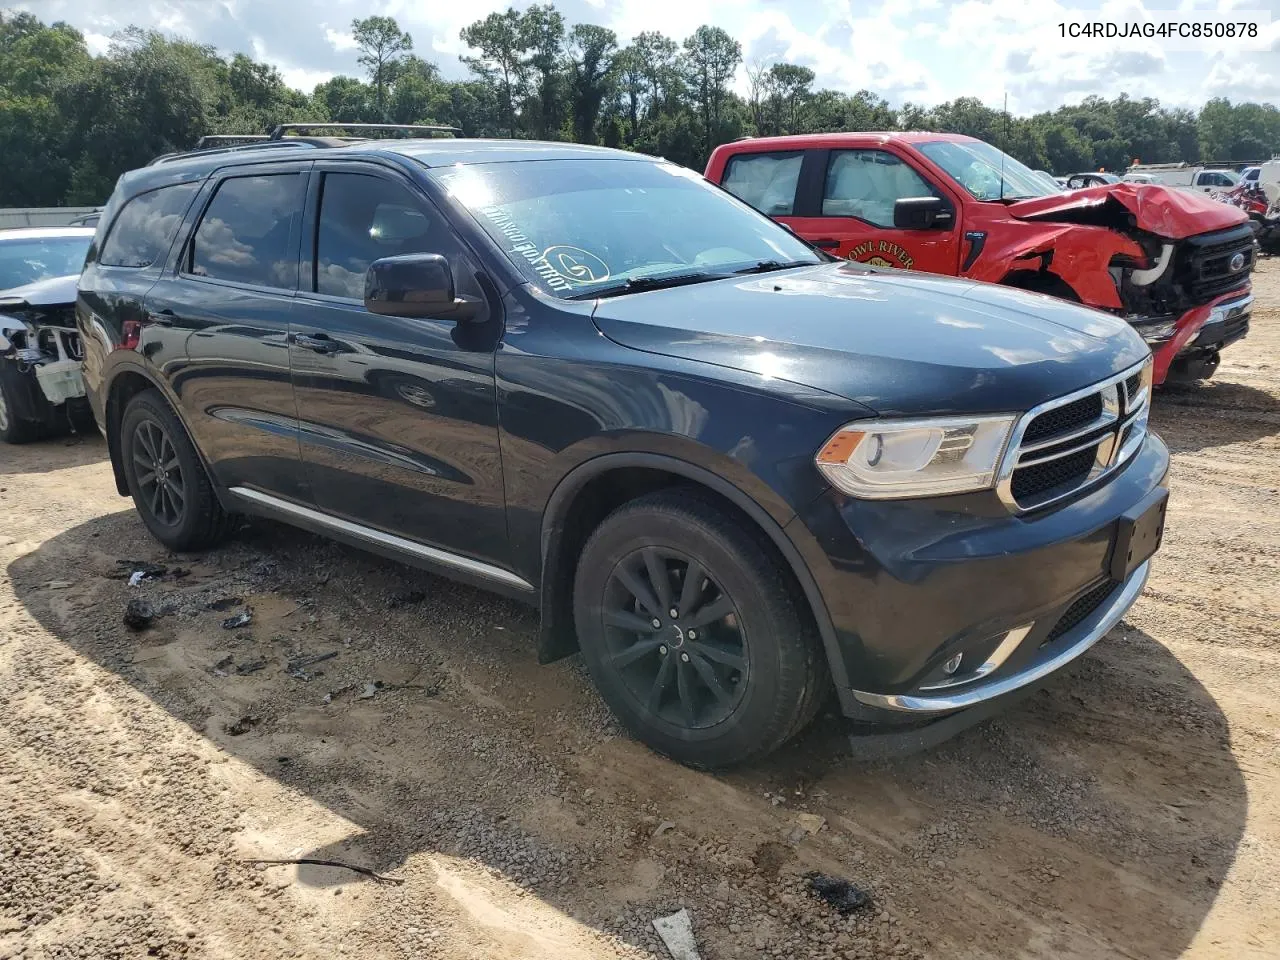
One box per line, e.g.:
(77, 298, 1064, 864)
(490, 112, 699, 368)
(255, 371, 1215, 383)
(241, 857, 404, 885)
(652, 908, 701, 960)
(223, 715, 260, 737)
(805, 872, 871, 913)
(122, 598, 155, 631)
(210, 654, 234, 675)
(322, 683, 358, 705)
(286, 651, 338, 681)
(221, 611, 252, 630)
(357, 681, 384, 700)
(654, 820, 677, 838)
(128, 571, 148, 587)
(206, 596, 243, 612)
(787, 812, 828, 841)
(388, 589, 425, 608)
(117, 560, 168, 579)
(235, 659, 268, 675)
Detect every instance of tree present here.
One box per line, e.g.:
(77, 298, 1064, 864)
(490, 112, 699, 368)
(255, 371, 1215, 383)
(566, 24, 617, 143)
(521, 4, 566, 139)
(461, 9, 527, 138)
(683, 25, 740, 157)
(767, 63, 814, 134)
(351, 16, 412, 120)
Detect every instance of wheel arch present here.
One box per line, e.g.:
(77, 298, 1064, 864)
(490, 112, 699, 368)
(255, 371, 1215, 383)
(103, 364, 210, 499)
(535, 452, 844, 687)
(999, 268, 1082, 302)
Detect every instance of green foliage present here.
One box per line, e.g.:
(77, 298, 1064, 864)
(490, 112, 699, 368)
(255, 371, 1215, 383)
(2, 6, 1279, 207)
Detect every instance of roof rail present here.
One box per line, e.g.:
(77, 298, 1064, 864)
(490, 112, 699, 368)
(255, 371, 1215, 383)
(195, 134, 271, 149)
(268, 123, 462, 140)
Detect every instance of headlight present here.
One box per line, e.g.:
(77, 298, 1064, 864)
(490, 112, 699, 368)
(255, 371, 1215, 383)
(1130, 318, 1177, 343)
(815, 415, 1016, 499)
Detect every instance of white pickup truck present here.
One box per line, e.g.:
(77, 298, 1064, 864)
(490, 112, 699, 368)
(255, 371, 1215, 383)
(1123, 163, 1240, 195)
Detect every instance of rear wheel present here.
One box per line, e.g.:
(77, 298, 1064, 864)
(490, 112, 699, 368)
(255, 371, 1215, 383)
(120, 390, 233, 551)
(573, 490, 828, 769)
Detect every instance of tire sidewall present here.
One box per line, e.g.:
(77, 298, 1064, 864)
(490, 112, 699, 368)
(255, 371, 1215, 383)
(574, 506, 799, 765)
(120, 394, 207, 548)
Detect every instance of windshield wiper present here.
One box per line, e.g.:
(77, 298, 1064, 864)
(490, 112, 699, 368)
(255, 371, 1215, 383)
(566, 270, 729, 300)
(733, 259, 817, 274)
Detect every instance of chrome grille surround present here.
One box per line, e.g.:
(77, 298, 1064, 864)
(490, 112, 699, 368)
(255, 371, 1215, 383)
(996, 357, 1152, 513)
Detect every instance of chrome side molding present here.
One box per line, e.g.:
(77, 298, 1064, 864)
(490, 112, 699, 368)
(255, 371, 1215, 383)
(227, 486, 535, 593)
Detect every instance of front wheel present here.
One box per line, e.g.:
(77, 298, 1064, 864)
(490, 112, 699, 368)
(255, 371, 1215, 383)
(0, 365, 44, 444)
(120, 390, 234, 551)
(573, 490, 828, 769)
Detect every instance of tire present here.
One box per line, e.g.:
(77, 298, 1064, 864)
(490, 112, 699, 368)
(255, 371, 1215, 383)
(120, 390, 234, 551)
(573, 489, 829, 769)
(0, 364, 43, 444)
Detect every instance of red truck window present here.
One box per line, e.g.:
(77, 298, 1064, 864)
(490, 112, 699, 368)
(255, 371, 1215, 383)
(721, 151, 803, 216)
(822, 150, 937, 226)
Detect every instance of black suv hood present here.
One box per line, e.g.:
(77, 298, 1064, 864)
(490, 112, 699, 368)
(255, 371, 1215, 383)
(591, 262, 1150, 416)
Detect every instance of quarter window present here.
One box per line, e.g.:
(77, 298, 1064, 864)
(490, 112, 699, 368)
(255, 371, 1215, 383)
(189, 174, 304, 289)
(721, 152, 803, 216)
(99, 182, 200, 268)
(822, 150, 938, 227)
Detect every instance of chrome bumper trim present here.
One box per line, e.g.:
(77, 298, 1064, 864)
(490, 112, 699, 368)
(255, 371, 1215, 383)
(851, 560, 1151, 713)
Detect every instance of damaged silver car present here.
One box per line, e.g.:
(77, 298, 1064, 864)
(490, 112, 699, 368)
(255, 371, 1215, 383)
(0, 227, 96, 443)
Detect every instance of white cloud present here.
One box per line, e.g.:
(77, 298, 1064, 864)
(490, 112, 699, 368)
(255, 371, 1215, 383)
(15, 0, 1280, 112)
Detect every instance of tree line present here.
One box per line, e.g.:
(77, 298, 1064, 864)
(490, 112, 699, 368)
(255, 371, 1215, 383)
(2, 7, 1279, 208)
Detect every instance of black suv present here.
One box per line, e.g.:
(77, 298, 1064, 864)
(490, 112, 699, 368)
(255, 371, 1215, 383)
(78, 136, 1169, 768)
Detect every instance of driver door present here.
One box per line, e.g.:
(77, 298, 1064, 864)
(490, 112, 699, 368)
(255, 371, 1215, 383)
(289, 162, 510, 569)
(786, 148, 961, 275)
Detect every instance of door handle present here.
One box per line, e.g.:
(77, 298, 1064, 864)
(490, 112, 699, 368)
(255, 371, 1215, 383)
(292, 332, 339, 354)
(145, 309, 175, 327)
(812, 239, 841, 250)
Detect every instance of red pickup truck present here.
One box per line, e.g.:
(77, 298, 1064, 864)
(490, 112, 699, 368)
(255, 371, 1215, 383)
(706, 133, 1256, 385)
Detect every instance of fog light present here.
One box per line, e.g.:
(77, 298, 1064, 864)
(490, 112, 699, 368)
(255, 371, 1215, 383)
(943, 652, 964, 675)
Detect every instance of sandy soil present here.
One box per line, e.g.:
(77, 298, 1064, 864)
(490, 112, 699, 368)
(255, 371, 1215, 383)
(2, 259, 1279, 960)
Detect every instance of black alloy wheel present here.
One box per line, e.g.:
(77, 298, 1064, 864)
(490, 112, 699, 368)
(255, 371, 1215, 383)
(574, 490, 829, 769)
(602, 545, 749, 730)
(131, 418, 186, 528)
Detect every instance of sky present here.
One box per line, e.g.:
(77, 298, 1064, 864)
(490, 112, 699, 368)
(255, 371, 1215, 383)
(16, 0, 1280, 115)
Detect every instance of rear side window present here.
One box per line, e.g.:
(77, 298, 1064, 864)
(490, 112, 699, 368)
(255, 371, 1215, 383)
(99, 182, 200, 268)
(188, 174, 304, 289)
(721, 152, 803, 216)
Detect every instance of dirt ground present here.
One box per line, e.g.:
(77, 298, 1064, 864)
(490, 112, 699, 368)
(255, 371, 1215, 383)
(2, 260, 1279, 960)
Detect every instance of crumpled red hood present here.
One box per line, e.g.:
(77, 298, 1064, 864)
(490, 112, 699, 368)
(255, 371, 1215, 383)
(1005, 183, 1247, 239)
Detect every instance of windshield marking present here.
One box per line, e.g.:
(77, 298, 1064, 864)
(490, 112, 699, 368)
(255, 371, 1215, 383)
(478, 206, 612, 291)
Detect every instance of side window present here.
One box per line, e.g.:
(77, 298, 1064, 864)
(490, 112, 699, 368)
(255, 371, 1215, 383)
(823, 151, 938, 227)
(188, 174, 304, 289)
(721, 152, 803, 216)
(313, 172, 483, 308)
(99, 182, 200, 268)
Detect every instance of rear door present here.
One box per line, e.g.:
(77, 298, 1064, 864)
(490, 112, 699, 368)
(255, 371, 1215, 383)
(143, 162, 311, 502)
(785, 148, 961, 274)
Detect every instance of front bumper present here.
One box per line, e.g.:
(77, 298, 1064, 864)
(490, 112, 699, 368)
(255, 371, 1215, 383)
(1137, 288, 1253, 384)
(786, 432, 1169, 720)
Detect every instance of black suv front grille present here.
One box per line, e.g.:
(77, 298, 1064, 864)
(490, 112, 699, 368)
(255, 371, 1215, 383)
(1177, 224, 1255, 304)
(1010, 446, 1097, 502)
(1021, 393, 1103, 445)
(1044, 580, 1117, 645)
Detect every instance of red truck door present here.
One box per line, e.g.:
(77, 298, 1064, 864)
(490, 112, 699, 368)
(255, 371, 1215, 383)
(784, 148, 962, 274)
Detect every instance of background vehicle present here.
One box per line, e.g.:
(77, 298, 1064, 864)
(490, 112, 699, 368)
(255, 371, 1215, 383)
(1066, 172, 1120, 188)
(80, 137, 1168, 769)
(1124, 162, 1240, 195)
(0, 227, 94, 443)
(707, 133, 1256, 385)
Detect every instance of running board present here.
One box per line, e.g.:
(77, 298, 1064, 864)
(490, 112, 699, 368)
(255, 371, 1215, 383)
(227, 486, 534, 594)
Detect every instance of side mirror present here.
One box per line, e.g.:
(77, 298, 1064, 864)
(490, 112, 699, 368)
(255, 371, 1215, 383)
(364, 254, 482, 322)
(894, 196, 952, 230)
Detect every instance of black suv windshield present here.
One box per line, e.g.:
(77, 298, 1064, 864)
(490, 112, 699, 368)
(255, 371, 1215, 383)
(918, 140, 1057, 202)
(429, 158, 820, 298)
